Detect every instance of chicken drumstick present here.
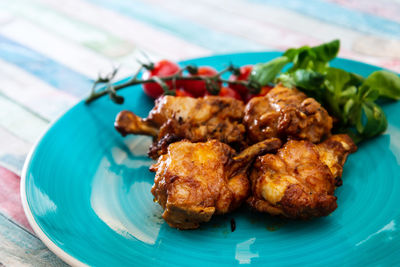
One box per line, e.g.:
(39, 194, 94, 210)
(115, 95, 246, 159)
(150, 138, 282, 229)
(247, 134, 356, 219)
(244, 85, 333, 144)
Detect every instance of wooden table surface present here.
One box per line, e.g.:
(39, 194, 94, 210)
(0, 0, 399, 265)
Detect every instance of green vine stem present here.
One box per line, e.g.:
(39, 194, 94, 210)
(85, 65, 260, 104)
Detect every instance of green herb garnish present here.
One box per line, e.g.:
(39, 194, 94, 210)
(249, 40, 400, 142)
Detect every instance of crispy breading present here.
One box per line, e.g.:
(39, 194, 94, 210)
(248, 134, 356, 219)
(244, 85, 333, 144)
(150, 138, 281, 229)
(115, 96, 246, 159)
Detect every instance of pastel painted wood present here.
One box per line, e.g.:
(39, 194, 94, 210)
(0, 0, 399, 265)
(0, 167, 31, 231)
(0, 214, 67, 267)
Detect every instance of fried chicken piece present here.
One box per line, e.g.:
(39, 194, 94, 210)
(150, 138, 281, 229)
(115, 96, 246, 159)
(247, 134, 356, 219)
(244, 84, 333, 144)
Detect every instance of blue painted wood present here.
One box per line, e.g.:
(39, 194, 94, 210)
(0, 35, 91, 97)
(249, 0, 400, 39)
(1, 0, 399, 265)
(86, 0, 265, 52)
(0, 213, 67, 266)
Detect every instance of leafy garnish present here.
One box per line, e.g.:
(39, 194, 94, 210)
(362, 70, 400, 100)
(250, 56, 290, 88)
(250, 39, 400, 142)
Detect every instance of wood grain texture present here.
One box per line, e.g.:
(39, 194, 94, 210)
(0, 166, 31, 232)
(0, 59, 78, 121)
(86, 0, 266, 52)
(0, 0, 134, 58)
(327, 0, 400, 23)
(0, 95, 48, 143)
(0, 127, 31, 175)
(0, 35, 91, 97)
(37, 0, 210, 60)
(249, 0, 400, 39)
(0, 213, 67, 267)
(0, 0, 399, 264)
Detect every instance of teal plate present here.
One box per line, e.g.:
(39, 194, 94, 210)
(22, 52, 400, 266)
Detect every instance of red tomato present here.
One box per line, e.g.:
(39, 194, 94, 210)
(183, 66, 218, 97)
(218, 87, 242, 101)
(175, 89, 194, 97)
(228, 65, 253, 97)
(245, 85, 273, 102)
(142, 60, 180, 99)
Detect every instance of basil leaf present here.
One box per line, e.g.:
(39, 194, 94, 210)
(361, 86, 380, 102)
(250, 56, 290, 86)
(355, 107, 364, 134)
(291, 49, 316, 71)
(283, 40, 339, 73)
(276, 73, 295, 88)
(311, 39, 340, 62)
(345, 96, 363, 127)
(348, 72, 364, 87)
(340, 86, 357, 99)
(359, 102, 388, 138)
(324, 67, 351, 95)
(283, 46, 310, 61)
(343, 98, 354, 115)
(283, 39, 339, 65)
(291, 69, 325, 91)
(276, 70, 325, 100)
(338, 86, 358, 111)
(362, 70, 400, 100)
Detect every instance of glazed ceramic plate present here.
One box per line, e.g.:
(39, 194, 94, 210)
(22, 52, 400, 266)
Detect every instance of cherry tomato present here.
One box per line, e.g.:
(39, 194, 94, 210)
(175, 89, 194, 97)
(183, 66, 218, 97)
(218, 87, 242, 101)
(142, 60, 180, 99)
(228, 65, 253, 97)
(245, 85, 273, 102)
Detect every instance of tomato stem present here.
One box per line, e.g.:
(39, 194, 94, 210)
(85, 66, 257, 104)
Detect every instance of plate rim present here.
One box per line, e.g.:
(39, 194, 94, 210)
(20, 114, 89, 267)
(20, 51, 399, 266)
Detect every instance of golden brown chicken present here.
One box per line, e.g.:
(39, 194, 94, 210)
(244, 85, 333, 144)
(247, 134, 356, 219)
(150, 138, 281, 229)
(115, 95, 246, 159)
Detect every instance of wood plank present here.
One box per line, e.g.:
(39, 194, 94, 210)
(327, 0, 400, 23)
(0, 95, 48, 144)
(351, 37, 400, 60)
(37, 0, 209, 60)
(0, 127, 32, 175)
(0, 213, 67, 267)
(0, 166, 31, 232)
(0, 0, 133, 58)
(197, 0, 365, 50)
(0, 19, 131, 79)
(248, 0, 400, 39)
(160, 0, 400, 72)
(143, 0, 318, 50)
(0, 59, 78, 121)
(0, 9, 14, 25)
(0, 35, 91, 97)
(85, 0, 265, 53)
(0, 2, 150, 79)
